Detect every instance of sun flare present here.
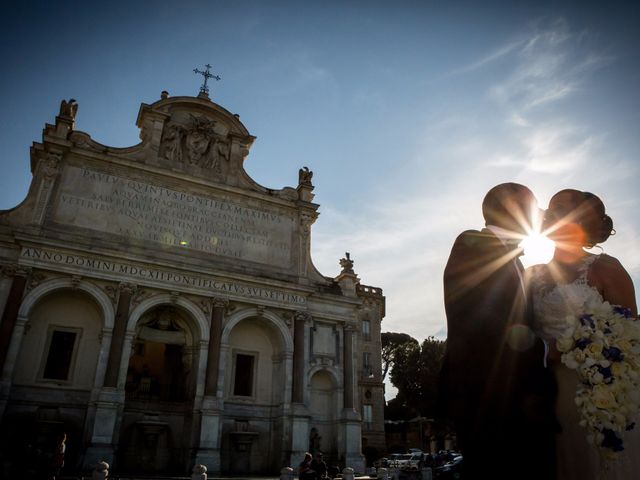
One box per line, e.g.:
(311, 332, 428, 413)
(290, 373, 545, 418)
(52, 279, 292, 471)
(520, 231, 555, 267)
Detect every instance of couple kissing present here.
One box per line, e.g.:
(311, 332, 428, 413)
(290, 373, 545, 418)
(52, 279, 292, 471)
(438, 183, 639, 480)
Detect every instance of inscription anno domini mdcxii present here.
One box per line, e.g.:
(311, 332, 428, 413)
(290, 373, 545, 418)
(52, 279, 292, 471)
(52, 166, 294, 266)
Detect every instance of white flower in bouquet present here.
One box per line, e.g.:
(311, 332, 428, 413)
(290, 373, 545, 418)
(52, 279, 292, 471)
(557, 304, 640, 457)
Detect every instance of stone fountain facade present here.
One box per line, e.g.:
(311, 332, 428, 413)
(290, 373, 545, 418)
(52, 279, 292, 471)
(0, 91, 385, 476)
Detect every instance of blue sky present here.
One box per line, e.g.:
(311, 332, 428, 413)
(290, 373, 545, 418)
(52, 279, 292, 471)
(2, 1, 639, 348)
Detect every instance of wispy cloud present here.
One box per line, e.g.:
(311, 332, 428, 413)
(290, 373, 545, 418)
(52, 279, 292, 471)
(445, 38, 526, 76)
(488, 17, 611, 115)
(309, 16, 638, 348)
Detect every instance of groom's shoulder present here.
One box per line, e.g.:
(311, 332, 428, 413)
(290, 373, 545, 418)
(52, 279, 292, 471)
(453, 229, 490, 248)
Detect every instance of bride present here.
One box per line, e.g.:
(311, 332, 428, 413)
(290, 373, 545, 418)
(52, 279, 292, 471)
(529, 189, 639, 479)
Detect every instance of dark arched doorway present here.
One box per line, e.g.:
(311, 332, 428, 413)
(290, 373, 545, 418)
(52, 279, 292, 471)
(117, 305, 200, 475)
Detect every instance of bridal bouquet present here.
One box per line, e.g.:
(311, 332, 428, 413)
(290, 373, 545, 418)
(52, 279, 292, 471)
(557, 300, 640, 458)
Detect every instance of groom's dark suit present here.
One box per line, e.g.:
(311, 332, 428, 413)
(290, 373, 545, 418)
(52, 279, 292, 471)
(438, 228, 557, 479)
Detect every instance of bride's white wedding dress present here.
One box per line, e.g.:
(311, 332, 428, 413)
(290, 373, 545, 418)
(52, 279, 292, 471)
(531, 254, 640, 480)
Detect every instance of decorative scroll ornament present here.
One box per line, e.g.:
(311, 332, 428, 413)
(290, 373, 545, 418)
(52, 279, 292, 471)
(131, 288, 153, 309)
(26, 271, 47, 292)
(43, 152, 62, 179)
(299, 212, 315, 236)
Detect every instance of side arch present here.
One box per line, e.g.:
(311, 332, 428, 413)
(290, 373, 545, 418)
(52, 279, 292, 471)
(18, 277, 115, 328)
(307, 364, 342, 389)
(221, 308, 293, 353)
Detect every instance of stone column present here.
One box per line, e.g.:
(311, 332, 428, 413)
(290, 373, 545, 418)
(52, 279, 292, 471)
(103, 283, 134, 388)
(84, 283, 133, 469)
(292, 311, 309, 404)
(343, 325, 355, 409)
(0, 267, 29, 375)
(290, 311, 312, 467)
(204, 298, 227, 396)
(196, 297, 228, 474)
(341, 323, 364, 472)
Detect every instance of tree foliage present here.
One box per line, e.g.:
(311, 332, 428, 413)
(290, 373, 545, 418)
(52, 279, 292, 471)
(385, 335, 447, 419)
(381, 332, 419, 381)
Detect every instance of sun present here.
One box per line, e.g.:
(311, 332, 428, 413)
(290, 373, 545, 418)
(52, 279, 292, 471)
(520, 231, 555, 267)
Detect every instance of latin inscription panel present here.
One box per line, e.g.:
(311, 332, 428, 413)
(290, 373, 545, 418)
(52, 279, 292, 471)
(52, 166, 294, 267)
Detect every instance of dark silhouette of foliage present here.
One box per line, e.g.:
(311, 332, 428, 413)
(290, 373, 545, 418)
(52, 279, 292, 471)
(385, 335, 447, 419)
(381, 332, 419, 381)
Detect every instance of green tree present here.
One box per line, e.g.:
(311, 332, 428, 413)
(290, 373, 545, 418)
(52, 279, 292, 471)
(381, 332, 418, 381)
(387, 335, 447, 419)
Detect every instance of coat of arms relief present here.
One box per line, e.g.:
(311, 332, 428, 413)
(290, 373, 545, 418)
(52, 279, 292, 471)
(161, 115, 230, 173)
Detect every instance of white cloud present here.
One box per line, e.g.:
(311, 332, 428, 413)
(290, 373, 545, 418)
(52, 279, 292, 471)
(309, 15, 640, 349)
(486, 17, 610, 118)
(311, 160, 520, 342)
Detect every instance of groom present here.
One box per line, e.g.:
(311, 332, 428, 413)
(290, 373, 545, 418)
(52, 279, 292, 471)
(438, 183, 557, 479)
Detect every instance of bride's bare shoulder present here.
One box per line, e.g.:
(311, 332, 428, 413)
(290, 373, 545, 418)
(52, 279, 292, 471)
(591, 254, 637, 314)
(592, 254, 630, 278)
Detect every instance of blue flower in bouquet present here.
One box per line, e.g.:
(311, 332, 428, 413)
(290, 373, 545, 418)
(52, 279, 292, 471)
(579, 314, 596, 329)
(601, 428, 624, 452)
(603, 346, 624, 362)
(613, 306, 632, 318)
(559, 302, 640, 459)
(575, 338, 591, 350)
(597, 365, 613, 382)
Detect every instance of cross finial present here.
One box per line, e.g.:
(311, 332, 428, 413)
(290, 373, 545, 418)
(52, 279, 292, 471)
(193, 64, 221, 99)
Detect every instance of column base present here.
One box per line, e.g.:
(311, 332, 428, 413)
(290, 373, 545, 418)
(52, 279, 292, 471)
(289, 403, 311, 467)
(83, 444, 115, 471)
(194, 449, 221, 474)
(197, 396, 223, 473)
(341, 408, 364, 474)
(0, 379, 11, 419)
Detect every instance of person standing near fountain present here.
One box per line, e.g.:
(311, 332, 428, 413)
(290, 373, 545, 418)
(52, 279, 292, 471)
(47, 432, 66, 480)
(310, 452, 328, 479)
(299, 452, 315, 480)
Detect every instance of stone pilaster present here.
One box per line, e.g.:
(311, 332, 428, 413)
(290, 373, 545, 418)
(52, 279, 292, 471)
(292, 311, 310, 404)
(84, 282, 133, 469)
(204, 297, 227, 397)
(0, 266, 29, 375)
(343, 324, 355, 410)
(31, 151, 62, 225)
(289, 311, 312, 466)
(196, 297, 228, 474)
(103, 283, 134, 388)
(341, 324, 364, 472)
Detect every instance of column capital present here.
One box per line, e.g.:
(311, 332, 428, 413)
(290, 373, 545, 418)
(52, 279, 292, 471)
(343, 323, 357, 333)
(118, 282, 137, 295)
(294, 311, 312, 323)
(0, 264, 31, 278)
(211, 297, 229, 309)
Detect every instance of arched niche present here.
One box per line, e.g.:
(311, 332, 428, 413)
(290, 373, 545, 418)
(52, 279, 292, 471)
(13, 288, 104, 390)
(220, 308, 293, 405)
(308, 369, 339, 458)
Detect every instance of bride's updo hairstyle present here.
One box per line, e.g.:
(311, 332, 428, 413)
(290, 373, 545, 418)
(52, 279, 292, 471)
(568, 190, 615, 247)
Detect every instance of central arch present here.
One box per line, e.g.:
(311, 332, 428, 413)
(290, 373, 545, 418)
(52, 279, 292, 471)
(117, 295, 208, 476)
(219, 308, 293, 474)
